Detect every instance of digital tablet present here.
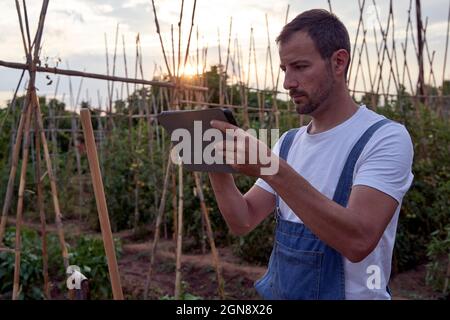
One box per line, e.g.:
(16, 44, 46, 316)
(157, 108, 238, 173)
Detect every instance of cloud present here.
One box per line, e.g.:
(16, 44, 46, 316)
(96, 4, 114, 14)
(55, 9, 85, 23)
(122, 0, 149, 9)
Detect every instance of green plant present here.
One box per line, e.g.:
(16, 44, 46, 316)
(0, 227, 122, 300)
(0, 227, 63, 300)
(159, 281, 203, 300)
(68, 235, 122, 299)
(426, 226, 450, 296)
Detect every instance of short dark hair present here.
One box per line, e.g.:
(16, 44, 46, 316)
(276, 9, 351, 78)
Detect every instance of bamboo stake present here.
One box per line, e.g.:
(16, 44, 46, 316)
(193, 172, 225, 299)
(171, 24, 176, 79)
(12, 100, 32, 300)
(443, 2, 450, 91)
(34, 106, 50, 299)
(151, 0, 173, 77)
(415, 0, 425, 102)
(80, 109, 124, 300)
(122, 35, 133, 151)
(177, 0, 185, 78)
(21, 0, 32, 51)
(275, 4, 290, 91)
(15, 0, 30, 57)
(143, 156, 172, 299)
(132, 37, 143, 234)
(49, 76, 60, 176)
(136, 35, 158, 195)
(265, 13, 279, 128)
(349, 0, 365, 85)
(251, 28, 264, 123)
(34, 92, 70, 270)
(217, 28, 224, 106)
(174, 164, 184, 299)
(0, 0, 49, 244)
(67, 66, 84, 222)
(439, 1, 450, 114)
(110, 23, 120, 115)
(104, 33, 113, 119)
(182, 0, 197, 69)
(422, 19, 438, 90)
(223, 18, 233, 105)
(0, 92, 29, 244)
(171, 170, 178, 241)
(0, 60, 208, 91)
(12, 101, 33, 300)
(401, 24, 415, 95)
(196, 26, 200, 82)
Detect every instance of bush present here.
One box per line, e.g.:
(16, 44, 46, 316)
(426, 226, 450, 296)
(0, 227, 122, 300)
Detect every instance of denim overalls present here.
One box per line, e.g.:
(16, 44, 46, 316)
(255, 119, 390, 300)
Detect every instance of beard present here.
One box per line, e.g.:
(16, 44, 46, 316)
(291, 69, 334, 115)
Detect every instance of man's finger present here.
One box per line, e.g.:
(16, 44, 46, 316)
(210, 120, 238, 132)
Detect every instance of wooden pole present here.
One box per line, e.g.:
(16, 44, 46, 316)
(171, 170, 178, 241)
(217, 28, 224, 106)
(415, 0, 425, 102)
(439, 1, 450, 115)
(0, 60, 208, 92)
(174, 164, 184, 299)
(182, 0, 197, 69)
(67, 67, 83, 221)
(80, 109, 124, 300)
(143, 156, 172, 299)
(0, 94, 29, 244)
(193, 172, 225, 299)
(151, 0, 173, 77)
(177, 0, 185, 78)
(34, 92, 70, 270)
(34, 106, 50, 299)
(49, 76, 60, 177)
(12, 99, 33, 300)
(1, 0, 49, 245)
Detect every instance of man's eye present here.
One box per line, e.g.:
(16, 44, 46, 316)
(295, 65, 307, 70)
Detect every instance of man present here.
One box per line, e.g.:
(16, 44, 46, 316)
(208, 9, 414, 299)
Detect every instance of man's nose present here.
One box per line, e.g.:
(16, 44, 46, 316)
(283, 74, 299, 90)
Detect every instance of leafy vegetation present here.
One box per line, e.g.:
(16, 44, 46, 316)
(0, 227, 121, 300)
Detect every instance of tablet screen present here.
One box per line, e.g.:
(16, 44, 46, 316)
(157, 108, 238, 173)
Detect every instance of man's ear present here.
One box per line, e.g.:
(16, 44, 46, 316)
(332, 49, 350, 79)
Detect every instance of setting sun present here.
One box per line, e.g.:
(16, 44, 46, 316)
(181, 63, 199, 77)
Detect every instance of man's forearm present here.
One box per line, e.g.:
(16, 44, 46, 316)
(208, 173, 251, 234)
(263, 159, 371, 262)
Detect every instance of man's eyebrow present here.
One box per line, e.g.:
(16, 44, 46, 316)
(280, 59, 310, 68)
(288, 59, 310, 65)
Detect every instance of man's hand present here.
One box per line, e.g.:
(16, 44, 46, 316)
(210, 120, 280, 177)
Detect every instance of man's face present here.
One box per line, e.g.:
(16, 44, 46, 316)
(279, 31, 335, 115)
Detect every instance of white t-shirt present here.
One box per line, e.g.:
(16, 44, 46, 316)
(255, 105, 414, 300)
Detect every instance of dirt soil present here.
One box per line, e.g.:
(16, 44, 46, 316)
(116, 231, 443, 300)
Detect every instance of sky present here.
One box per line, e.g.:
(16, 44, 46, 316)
(0, 0, 449, 110)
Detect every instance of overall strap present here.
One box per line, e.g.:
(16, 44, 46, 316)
(332, 119, 391, 207)
(276, 128, 300, 208)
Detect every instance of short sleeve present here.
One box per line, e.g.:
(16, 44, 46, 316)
(254, 131, 287, 194)
(353, 123, 414, 204)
